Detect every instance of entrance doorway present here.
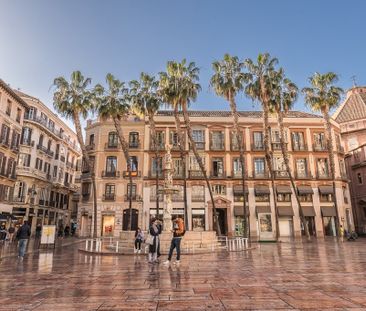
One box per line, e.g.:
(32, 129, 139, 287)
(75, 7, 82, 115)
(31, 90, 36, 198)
(279, 218, 294, 237)
(80, 215, 91, 237)
(216, 208, 227, 235)
(102, 215, 115, 236)
(323, 216, 336, 236)
(123, 209, 138, 231)
(302, 216, 316, 236)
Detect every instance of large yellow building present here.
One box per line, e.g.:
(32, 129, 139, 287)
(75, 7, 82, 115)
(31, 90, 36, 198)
(79, 110, 353, 240)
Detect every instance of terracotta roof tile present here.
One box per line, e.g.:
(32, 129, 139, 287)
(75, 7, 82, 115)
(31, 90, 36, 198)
(334, 92, 366, 123)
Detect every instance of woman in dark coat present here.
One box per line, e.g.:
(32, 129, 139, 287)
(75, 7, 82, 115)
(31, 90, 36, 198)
(148, 218, 161, 263)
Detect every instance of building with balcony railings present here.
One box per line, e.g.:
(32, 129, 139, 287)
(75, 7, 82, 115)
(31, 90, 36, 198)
(11, 89, 81, 235)
(77, 116, 145, 237)
(142, 110, 352, 240)
(334, 86, 366, 234)
(0, 80, 28, 224)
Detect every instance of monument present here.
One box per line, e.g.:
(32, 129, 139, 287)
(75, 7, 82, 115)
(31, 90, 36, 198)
(160, 144, 179, 232)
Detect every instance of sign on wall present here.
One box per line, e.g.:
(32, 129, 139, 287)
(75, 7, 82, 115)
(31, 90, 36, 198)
(40, 225, 56, 245)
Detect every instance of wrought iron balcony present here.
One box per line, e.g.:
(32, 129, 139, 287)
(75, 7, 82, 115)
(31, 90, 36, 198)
(292, 143, 308, 151)
(253, 171, 269, 179)
(189, 142, 205, 150)
(313, 143, 327, 152)
(210, 171, 226, 178)
(129, 141, 140, 149)
(188, 170, 205, 178)
(104, 143, 121, 150)
(102, 194, 116, 201)
(123, 170, 141, 178)
(124, 194, 142, 202)
(295, 171, 311, 179)
(102, 170, 120, 178)
(251, 143, 265, 151)
(210, 142, 225, 151)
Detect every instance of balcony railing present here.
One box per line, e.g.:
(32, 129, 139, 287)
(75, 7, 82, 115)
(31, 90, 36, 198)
(13, 196, 25, 203)
(295, 171, 311, 179)
(210, 142, 225, 151)
(123, 170, 141, 178)
(190, 142, 205, 150)
(104, 143, 121, 150)
(129, 141, 140, 149)
(150, 142, 165, 150)
(292, 144, 308, 151)
(188, 170, 205, 178)
(148, 170, 164, 178)
(191, 195, 205, 202)
(254, 171, 269, 179)
(102, 194, 116, 201)
(20, 140, 34, 147)
(274, 170, 289, 179)
(124, 194, 142, 202)
(102, 171, 120, 178)
(210, 171, 226, 178)
(24, 114, 64, 138)
(36, 144, 54, 157)
(251, 143, 264, 151)
(313, 143, 327, 151)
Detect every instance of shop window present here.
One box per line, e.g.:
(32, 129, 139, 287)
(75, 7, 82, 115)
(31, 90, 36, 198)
(320, 193, 333, 202)
(277, 193, 291, 202)
(299, 194, 312, 202)
(211, 184, 226, 195)
(192, 211, 205, 232)
(191, 185, 205, 202)
(255, 194, 269, 202)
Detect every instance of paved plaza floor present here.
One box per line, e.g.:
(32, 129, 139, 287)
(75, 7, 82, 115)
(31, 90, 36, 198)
(0, 238, 366, 310)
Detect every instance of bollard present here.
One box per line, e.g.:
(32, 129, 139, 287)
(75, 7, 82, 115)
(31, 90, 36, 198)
(115, 241, 119, 252)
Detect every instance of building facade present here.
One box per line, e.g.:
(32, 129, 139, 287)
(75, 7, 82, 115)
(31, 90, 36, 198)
(334, 86, 366, 234)
(12, 90, 81, 234)
(0, 80, 28, 221)
(79, 110, 353, 240)
(77, 116, 145, 237)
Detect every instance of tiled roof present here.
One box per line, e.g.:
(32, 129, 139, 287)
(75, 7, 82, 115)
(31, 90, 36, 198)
(156, 110, 321, 118)
(334, 92, 366, 123)
(0, 79, 29, 108)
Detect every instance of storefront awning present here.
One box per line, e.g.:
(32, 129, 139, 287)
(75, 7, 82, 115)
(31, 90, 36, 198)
(254, 186, 270, 195)
(301, 206, 316, 217)
(297, 186, 314, 195)
(256, 206, 271, 214)
(318, 186, 334, 195)
(234, 206, 249, 216)
(233, 185, 249, 195)
(321, 206, 337, 217)
(276, 185, 292, 194)
(278, 206, 294, 216)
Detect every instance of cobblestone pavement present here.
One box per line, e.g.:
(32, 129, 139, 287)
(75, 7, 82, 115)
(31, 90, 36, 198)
(0, 238, 366, 310)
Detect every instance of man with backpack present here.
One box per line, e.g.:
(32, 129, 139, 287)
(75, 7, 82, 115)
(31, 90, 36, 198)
(163, 216, 185, 266)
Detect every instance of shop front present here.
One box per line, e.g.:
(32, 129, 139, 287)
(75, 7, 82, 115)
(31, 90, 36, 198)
(101, 213, 115, 236)
(321, 206, 337, 236)
(276, 185, 294, 237)
(233, 206, 249, 236)
(300, 206, 317, 236)
(256, 205, 273, 241)
(192, 209, 205, 231)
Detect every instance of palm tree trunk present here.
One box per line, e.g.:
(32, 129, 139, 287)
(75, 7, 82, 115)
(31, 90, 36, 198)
(260, 81, 279, 241)
(148, 114, 160, 219)
(113, 117, 133, 231)
(277, 110, 310, 241)
(180, 104, 221, 235)
(73, 112, 98, 238)
(228, 94, 249, 239)
(172, 107, 189, 230)
(323, 110, 340, 235)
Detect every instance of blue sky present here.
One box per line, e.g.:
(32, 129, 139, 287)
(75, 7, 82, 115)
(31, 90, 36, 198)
(1, 0, 365, 129)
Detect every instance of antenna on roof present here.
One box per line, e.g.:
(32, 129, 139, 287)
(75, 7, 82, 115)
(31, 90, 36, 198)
(351, 75, 357, 87)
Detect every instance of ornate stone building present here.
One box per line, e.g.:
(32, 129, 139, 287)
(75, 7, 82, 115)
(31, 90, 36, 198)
(334, 86, 366, 234)
(80, 110, 353, 240)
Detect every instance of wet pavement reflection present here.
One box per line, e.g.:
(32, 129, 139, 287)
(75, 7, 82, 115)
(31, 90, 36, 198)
(0, 238, 366, 310)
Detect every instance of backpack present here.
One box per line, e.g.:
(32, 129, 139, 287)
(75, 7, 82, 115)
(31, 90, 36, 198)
(176, 218, 186, 236)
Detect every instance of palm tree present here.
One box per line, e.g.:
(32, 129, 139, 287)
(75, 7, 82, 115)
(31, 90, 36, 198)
(244, 53, 280, 240)
(53, 71, 99, 237)
(210, 53, 250, 238)
(95, 73, 134, 231)
(271, 69, 311, 240)
(302, 72, 343, 235)
(130, 73, 163, 218)
(159, 59, 221, 235)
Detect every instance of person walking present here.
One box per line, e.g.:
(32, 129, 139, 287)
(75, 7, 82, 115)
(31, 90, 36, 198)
(148, 218, 161, 264)
(16, 220, 31, 261)
(134, 227, 144, 254)
(163, 216, 185, 266)
(339, 225, 345, 242)
(35, 224, 42, 239)
(8, 226, 15, 242)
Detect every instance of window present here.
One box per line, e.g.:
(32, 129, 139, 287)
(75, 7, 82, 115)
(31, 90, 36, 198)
(18, 153, 31, 167)
(89, 134, 95, 146)
(129, 132, 139, 148)
(299, 194, 312, 202)
(292, 132, 305, 150)
(212, 158, 224, 177)
(253, 132, 264, 149)
(40, 112, 48, 124)
(254, 158, 265, 177)
(150, 185, 163, 202)
(192, 185, 205, 202)
(233, 185, 248, 202)
(273, 156, 286, 173)
(313, 133, 326, 150)
(104, 184, 115, 200)
(211, 184, 226, 195)
(320, 193, 333, 202)
(53, 166, 58, 178)
(231, 131, 243, 150)
(35, 158, 43, 170)
(211, 131, 224, 150)
(16, 108, 21, 122)
(172, 185, 184, 201)
(317, 158, 329, 178)
(48, 119, 55, 131)
(108, 132, 118, 147)
(277, 193, 291, 202)
(343, 187, 348, 204)
(189, 154, 205, 171)
(170, 130, 183, 147)
(233, 158, 243, 177)
(296, 158, 308, 178)
(155, 131, 165, 148)
(192, 129, 205, 149)
(128, 156, 138, 176)
(28, 107, 37, 120)
(6, 100, 11, 116)
(173, 158, 183, 177)
(21, 127, 32, 145)
(127, 184, 137, 198)
(151, 157, 163, 176)
(106, 156, 117, 172)
(82, 183, 91, 196)
(38, 134, 44, 146)
(255, 193, 269, 202)
(0, 124, 10, 144)
(357, 173, 363, 184)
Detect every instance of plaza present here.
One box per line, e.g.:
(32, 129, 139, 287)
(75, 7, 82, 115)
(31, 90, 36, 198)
(0, 238, 366, 310)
